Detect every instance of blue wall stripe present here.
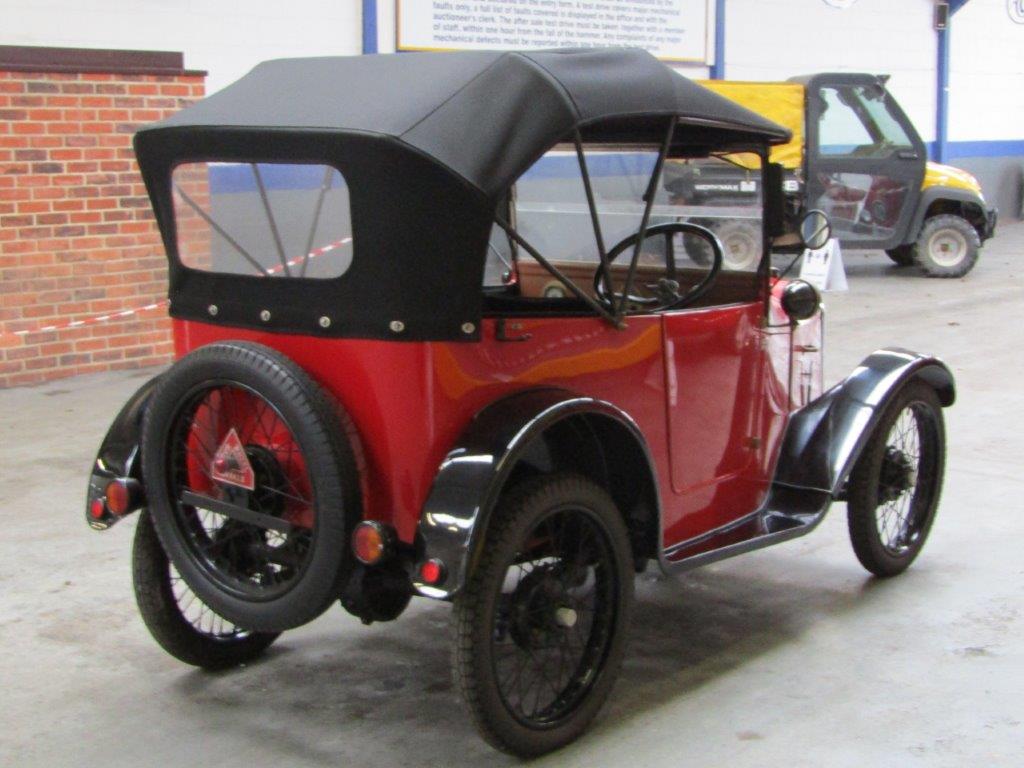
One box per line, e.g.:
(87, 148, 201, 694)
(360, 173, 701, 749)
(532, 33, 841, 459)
(206, 164, 343, 195)
(362, 0, 378, 55)
(929, 139, 1024, 161)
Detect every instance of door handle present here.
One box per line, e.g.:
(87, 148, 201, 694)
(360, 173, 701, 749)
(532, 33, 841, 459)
(495, 318, 532, 342)
(897, 150, 919, 160)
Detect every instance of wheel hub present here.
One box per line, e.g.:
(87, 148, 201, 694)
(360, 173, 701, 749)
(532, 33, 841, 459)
(879, 446, 916, 502)
(507, 566, 578, 650)
(928, 229, 968, 267)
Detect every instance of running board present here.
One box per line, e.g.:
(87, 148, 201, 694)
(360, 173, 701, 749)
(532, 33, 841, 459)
(659, 485, 833, 573)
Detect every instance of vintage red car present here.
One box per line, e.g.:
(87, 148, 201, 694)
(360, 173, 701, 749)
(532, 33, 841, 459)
(85, 49, 953, 756)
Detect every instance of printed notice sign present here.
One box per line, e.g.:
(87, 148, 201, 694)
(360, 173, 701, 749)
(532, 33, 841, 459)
(798, 238, 848, 292)
(397, 0, 711, 62)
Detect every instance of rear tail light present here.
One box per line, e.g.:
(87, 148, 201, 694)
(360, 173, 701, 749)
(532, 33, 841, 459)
(89, 497, 106, 519)
(351, 521, 394, 565)
(419, 558, 446, 586)
(104, 478, 142, 516)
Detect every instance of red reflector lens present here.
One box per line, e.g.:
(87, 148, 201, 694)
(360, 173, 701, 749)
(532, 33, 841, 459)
(419, 559, 445, 586)
(352, 521, 389, 565)
(89, 497, 106, 519)
(104, 480, 130, 515)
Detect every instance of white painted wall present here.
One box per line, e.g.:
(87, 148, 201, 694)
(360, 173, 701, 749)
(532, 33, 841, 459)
(725, 0, 937, 142)
(948, 0, 1024, 143)
(2, 0, 1021, 149)
(0, 0, 362, 94)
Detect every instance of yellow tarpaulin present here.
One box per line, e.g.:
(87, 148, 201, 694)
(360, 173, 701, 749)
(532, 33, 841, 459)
(698, 81, 806, 170)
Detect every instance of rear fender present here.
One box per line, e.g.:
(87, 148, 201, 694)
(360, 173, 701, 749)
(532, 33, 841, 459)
(414, 388, 660, 599)
(85, 375, 160, 529)
(773, 348, 954, 497)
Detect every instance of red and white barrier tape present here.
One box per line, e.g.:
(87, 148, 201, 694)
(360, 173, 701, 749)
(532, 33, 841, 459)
(0, 237, 352, 341)
(265, 237, 350, 275)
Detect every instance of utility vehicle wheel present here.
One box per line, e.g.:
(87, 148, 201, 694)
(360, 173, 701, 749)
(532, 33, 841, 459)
(847, 381, 945, 577)
(715, 220, 762, 271)
(142, 341, 360, 633)
(683, 224, 713, 266)
(452, 475, 634, 757)
(682, 220, 759, 270)
(885, 245, 915, 267)
(913, 214, 980, 278)
(133, 510, 279, 669)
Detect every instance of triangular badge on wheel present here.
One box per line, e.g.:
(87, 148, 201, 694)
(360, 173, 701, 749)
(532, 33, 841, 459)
(211, 427, 255, 490)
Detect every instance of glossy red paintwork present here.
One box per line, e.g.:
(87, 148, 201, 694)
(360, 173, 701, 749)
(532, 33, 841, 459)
(173, 287, 806, 554)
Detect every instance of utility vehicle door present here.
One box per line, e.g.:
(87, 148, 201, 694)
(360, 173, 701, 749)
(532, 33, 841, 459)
(804, 74, 926, 250)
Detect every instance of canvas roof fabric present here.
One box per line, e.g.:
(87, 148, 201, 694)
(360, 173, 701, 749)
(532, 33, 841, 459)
(140, 48, 791, 199)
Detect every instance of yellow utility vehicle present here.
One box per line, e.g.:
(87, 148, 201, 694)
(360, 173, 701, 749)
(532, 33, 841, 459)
(684, 74, 996, 277)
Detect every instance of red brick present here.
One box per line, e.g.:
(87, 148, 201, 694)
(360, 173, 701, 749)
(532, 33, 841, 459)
(27, 108, 62, 121)
(12, 122, 46, 135)
(1, 67, 203, 388)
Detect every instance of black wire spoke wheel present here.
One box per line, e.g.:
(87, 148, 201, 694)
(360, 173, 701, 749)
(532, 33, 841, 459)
(143, 342, 359, 632)
(453, 475, 633, 757)
(847, 381, 946, 577)
(167, 382, 314, 600)
(133, 510, 280, 669)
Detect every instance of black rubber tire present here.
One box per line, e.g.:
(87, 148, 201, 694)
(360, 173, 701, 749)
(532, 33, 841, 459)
(847, 381, 946, 577)
(913, 214, 980, 278)
(885, 244, 915, 267)
(142, 341, 360, 632)
(133, 510, 280, 669)
(452, 474, 634, 757)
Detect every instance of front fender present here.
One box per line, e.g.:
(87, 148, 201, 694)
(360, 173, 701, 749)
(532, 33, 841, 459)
(415, 388, 658, 599)
(773, 348, 954, 496)
(904, 185, 990, 244)
(85, 374, 161, 529)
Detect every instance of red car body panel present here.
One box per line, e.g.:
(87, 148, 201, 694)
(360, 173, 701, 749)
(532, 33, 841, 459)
(172, 280, 821, 555)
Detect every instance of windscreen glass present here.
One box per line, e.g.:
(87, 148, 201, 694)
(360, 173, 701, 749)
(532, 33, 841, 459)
(482, 148, 764, 299)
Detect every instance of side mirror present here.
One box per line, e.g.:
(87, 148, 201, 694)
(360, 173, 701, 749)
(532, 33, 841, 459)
(764, 162, 786, 238)
(799, 209, 832, 251)
(781, 279, 821, 322)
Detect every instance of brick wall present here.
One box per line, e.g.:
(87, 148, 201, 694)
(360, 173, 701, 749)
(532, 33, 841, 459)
(0, 46, 204, 388)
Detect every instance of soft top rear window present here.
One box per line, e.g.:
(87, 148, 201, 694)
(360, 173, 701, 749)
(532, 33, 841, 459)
(171, 161, 353, 279)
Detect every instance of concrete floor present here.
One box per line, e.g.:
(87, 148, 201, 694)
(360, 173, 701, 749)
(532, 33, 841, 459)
(2, 224, 1023, 767)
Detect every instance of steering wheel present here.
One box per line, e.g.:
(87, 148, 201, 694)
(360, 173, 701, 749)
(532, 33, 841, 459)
(593, 222, 723, 311)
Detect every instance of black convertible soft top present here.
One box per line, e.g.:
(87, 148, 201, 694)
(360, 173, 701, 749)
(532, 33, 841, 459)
(139, 48, 789, 198)
(135, 49, 789, 342)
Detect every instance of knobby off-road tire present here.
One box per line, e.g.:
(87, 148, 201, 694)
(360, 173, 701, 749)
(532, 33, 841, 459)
(142, 341, 360, 632)
(885, 244, 915, 267)
(913, 214, 980, 278)
(133, 510, 280, 669)
(452, 474, 634, 757)
(847, 381, 946, 577)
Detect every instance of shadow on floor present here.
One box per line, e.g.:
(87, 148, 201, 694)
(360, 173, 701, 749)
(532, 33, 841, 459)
(167, 556, 890, 766)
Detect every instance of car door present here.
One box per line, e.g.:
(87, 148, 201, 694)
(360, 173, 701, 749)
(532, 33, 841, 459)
(805, 75, 926, 251)
(661, 300, 770, 545)
(655, 153, 775, 546)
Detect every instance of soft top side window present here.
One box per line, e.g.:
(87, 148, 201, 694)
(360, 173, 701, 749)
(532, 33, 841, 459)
(172, 162, 354, 279)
